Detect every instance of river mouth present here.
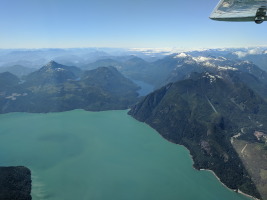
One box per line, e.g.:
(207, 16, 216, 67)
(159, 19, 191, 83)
(0, 109, 252, 200)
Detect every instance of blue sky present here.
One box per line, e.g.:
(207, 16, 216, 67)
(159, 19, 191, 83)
(0, 0, 266, 49)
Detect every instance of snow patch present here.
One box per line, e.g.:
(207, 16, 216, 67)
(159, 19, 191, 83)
(203, 61, 216, 68)
(192, 56, 229, 69)
(192, 56, 211, 62)
(55, 68, 65, 72)
(174, 53, 188, 58)
(203, 72, 222, 83)
(184, 60, 195, 65)
(191, 56, 238, 71)
(217, 66, 238, 71)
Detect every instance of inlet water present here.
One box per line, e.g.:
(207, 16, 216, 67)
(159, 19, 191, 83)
(0, 110, 252, 200)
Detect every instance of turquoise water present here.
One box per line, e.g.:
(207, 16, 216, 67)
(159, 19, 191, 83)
(0, 110, 251, 200)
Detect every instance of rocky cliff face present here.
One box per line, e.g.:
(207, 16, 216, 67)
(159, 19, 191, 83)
(0, 166, 31, 200)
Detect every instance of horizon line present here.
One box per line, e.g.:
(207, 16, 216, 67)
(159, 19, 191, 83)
(0, 46, 267, 51)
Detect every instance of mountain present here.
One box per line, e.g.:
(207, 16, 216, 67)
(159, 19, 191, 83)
(129, 72, 267, 199)
(182, 55, 267, 99)
(118, 57, 155, 81)
(82, 56, 154, 83)
(25, 60, 82, 86)
(0, 71, 28, 98)
(243, 53, 267, 72)
(0, 61, 139, 113)
(228, 49, 267, 72)
(81, 66, 140, 96)
(0, 72, 20, 90)
(83, 58, 122, 70)
(141, 53, 267, 99)
(0, 72, 29, 112)
(188, 48, 267, 72)
(0, 65, 35, 78)
(82, 53, 267, 100)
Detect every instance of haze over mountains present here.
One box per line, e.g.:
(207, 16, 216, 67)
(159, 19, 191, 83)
(1, 47, 266, 69)
(0, 48, 164, 69)
(0, 47, 267, 199)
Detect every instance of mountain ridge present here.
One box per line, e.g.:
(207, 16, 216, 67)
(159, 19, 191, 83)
(129, 72, 267, 199)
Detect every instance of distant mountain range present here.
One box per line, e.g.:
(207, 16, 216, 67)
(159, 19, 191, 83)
(0, 61, 139, 113)
(0, 48, 165, 69)
(155, 53, 267, 99)
(0, 65, 35, 78)
(1, 47, 266, 70)
(81, 50, 267, 100)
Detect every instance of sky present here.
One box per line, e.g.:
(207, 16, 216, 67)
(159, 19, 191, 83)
(0, 0, 266, 49)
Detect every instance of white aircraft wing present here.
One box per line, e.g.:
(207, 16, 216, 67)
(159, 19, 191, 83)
(210, 0, 267, 24)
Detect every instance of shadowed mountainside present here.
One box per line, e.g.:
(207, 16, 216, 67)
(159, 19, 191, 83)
(129, 72, 267, 199)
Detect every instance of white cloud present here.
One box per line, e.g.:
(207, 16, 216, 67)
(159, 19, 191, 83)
(192, 56, 211, 62)
(234, 48, 264, 58)
(233, 51, 247, 58)
(248, 48, 262, 55)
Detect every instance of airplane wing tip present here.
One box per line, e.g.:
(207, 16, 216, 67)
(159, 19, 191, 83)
(209, 0, 267, 23)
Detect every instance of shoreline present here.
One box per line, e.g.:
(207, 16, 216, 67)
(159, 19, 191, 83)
(152, 134, 260, 200)
(129, 115, 261, 200)
(198, 168, 260, 200)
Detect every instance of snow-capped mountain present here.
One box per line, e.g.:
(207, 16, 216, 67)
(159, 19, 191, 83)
(125, 52, 267, 99)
